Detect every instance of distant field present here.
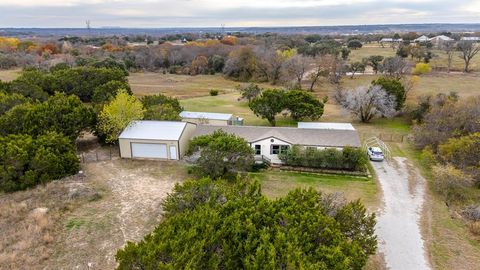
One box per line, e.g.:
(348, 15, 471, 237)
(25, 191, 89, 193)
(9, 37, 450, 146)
(349, 42, 480, 72)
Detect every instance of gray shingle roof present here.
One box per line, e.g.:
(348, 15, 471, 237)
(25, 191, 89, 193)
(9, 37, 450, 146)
(193, 125, 361, 148)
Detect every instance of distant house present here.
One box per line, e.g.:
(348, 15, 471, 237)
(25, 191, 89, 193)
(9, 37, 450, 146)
(461, 37, 480, 42)
(192, 124, 361, 164)
(414, 35, 429, 43)
(119, 121, 196, 160)
(429, 35, 454, 46)
(380, 38, 403, 43)
(179, 111, 243, 126)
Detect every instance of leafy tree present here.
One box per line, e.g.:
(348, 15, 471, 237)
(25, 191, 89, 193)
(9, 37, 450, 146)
(349, 61, 366, 78)
(141, 94, 183, 121)
(347, 40, 363, 50)
(248, 89, 286, 126)
(372, 77, 406, 110)
(364, 55, 384, 74)
(223, 46, 257, 81)
(285, 90, 324, 121)
(237, 83, 262, 102)
(92, 58, 129, 76)
(396, 44, 410, 58)
(457, 41, 480, 73)
(116, 179, 377, 270)
(0, 92, 30, 115)
(0, 132, 79, 192)
(53, 66, 127, 102)
(335, 85, 396, 123)
(97, 89, 145, 143)
(92, 80, 132, 105)
(188, 130, 254, 179)
(0, 92, 95, 140)
(208, 55, 225, 73)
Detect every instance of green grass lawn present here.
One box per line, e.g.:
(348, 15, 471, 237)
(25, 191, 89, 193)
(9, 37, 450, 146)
(251, 170, 380, 209)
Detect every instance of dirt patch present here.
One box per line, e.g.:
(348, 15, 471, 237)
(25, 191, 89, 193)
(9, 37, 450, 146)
(0, 159, 187, 270)
(45, 159, 187, 270)
(0, 175, 98, 270)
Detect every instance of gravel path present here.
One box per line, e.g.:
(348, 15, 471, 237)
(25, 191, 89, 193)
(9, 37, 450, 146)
(372, 157, 430, 270)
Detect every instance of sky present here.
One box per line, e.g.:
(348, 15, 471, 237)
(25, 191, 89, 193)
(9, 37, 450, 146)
(0, 0, 479, 28)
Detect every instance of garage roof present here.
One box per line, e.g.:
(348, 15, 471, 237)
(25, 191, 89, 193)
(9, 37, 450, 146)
(298, 122, 355, 131)
(119, 121, 188, 141)
(180, 111, 232, 121)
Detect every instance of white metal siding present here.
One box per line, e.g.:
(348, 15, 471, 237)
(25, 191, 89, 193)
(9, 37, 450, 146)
(131, 143, 167, 159)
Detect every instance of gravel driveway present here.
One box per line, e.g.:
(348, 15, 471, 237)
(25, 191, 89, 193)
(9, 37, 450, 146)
(372, 157, 431, 270)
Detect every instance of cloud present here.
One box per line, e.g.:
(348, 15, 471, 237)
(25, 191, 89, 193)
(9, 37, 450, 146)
(0, 0, 479, 27)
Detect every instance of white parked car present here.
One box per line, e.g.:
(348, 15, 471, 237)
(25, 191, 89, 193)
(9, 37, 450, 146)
(367, 147, 384, 161)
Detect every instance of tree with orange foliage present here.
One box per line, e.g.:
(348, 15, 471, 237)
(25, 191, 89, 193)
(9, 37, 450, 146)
(220, 36, 237, 46)
(38, 43, 59, 55)
(191, 55, 209, 75)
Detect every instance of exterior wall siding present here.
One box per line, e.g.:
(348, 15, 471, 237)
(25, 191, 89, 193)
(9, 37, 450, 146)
(178, 123, 197, 157)
(119, 139, 179, 160)
(250, 137, 291, 164)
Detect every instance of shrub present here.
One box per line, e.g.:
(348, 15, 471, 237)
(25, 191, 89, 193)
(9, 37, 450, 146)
(209, 89, 219, 96)
(372, 77, 406, 110)
(0, 132, 79, 192)
(188, 130, 254, 179)
(412, 62, 432, 75)
(279, 145, 368, 172)
(116, 179, 377, 269)
(432, 164, 474, 203)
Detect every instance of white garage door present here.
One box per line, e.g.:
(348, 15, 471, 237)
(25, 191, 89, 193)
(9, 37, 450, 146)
(131, 143, 167, 159)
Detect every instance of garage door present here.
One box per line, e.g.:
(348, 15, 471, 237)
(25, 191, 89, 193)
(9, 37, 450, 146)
(131, 143, 167, 159)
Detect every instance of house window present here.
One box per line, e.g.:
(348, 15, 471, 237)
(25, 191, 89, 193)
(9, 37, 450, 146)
(254, 145, 261, 155)
(271, 145, 289, 155)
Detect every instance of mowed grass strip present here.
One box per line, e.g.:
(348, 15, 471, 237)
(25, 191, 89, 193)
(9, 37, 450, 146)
(252, 170, 379, 209)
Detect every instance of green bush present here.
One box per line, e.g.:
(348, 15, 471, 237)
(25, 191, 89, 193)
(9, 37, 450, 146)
(0, 132, 79, 192)
(116, 178, 377, 269)
(279, 145, 368, 172)
(209, 89, 219, 96)
(188, 130, 254, 179)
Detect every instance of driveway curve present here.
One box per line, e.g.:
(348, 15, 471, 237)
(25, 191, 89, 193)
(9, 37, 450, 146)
(372, 157, 431, 270)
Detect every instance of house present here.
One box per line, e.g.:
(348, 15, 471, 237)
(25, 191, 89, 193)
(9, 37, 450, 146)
(179, 111, 243, 126)
(414, 35, 429, 43)
(297, 122, 355, 131)
(429, 35, 454, 46)
(192, 125, 361, 164)
(118, 121, 196, 160)
(461, 37, 480, 42)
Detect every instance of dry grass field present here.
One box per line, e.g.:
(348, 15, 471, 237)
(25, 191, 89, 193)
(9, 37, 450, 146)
(0, 69, 21, 81)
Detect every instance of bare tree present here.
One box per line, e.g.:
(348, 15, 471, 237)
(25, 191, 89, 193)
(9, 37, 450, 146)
(380, 56, 408, 79)
(440, 42, 456, 73)
(457, 41, 480, 73)
(282, 55, 307, 89)
(335, 85, 396, 123)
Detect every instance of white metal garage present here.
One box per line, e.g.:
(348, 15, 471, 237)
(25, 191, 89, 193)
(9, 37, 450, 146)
(131, 143, 168, 159)
(118, 120, 197, 160)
